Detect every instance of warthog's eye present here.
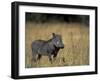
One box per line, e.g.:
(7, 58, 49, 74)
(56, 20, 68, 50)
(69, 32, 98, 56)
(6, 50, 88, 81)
(57, 41, 59, 44)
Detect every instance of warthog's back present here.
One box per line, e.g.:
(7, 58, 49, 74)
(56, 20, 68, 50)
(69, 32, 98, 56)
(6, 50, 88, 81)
(32, 40, 49, 55)
(32, 40, 46, 50)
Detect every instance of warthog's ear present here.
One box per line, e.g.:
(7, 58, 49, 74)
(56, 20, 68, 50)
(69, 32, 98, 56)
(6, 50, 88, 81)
(52, 33, 56, 37)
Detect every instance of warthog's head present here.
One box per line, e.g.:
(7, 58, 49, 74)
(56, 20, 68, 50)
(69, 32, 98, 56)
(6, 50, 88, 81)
(52, 33, 64, 49)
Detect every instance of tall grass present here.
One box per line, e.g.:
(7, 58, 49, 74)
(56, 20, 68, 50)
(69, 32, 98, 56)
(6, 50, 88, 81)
(25, 22, 89, 68)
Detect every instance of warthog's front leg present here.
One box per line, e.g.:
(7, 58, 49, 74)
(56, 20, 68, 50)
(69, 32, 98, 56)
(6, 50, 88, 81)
(37, 54, 42, 61)
(53, 53, 57, 61)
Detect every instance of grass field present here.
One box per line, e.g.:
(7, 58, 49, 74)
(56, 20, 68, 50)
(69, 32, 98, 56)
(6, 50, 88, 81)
(25, 22, 89, 68)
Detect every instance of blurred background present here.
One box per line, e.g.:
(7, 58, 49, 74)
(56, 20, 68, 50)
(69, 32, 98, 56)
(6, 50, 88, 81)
(26, 13, 89, 26)
(25, 13, 89, 68)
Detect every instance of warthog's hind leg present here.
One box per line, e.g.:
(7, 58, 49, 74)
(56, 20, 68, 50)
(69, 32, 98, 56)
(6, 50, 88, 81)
(32, 54, 37, 62)
(48, 55, 52, 64)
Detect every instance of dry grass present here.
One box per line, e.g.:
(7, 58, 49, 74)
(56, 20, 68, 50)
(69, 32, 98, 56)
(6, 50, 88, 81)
(25, 22, 89, 68)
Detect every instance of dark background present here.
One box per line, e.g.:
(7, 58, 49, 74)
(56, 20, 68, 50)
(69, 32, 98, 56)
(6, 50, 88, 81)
(26, 12, 89, 26)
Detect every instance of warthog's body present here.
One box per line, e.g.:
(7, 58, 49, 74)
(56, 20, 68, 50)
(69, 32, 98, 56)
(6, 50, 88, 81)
(31, 33, 64, 63)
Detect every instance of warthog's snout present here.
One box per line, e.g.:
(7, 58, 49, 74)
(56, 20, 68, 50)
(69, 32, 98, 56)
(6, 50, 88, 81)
(60, 44, 64, 49)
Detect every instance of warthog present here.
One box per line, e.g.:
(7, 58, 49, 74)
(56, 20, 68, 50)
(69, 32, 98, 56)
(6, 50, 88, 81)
(31, 33, 64, 63)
